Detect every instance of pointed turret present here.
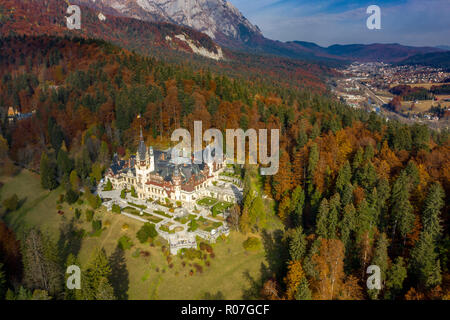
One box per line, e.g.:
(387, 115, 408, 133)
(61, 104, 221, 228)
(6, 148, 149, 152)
(138, 126, 147, 161)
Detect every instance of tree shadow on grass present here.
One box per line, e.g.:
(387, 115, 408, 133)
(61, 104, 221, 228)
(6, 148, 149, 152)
(200, 291, 225, 300)
(57, 218, 83, 264)
(261, 229, 289, 282)
(241, 269, 263, 299)
(108, 245, 129, 300)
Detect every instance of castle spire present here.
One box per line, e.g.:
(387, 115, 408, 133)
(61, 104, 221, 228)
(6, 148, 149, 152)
(140, 125, 143, 141)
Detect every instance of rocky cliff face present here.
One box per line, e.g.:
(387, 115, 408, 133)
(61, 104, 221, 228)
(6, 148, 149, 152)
(78, 0, 262, 45)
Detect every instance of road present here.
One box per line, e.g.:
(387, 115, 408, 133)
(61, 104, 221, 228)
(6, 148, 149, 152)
(356, 81, 387, 106)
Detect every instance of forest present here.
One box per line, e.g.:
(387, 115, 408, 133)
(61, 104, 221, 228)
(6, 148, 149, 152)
(0, 34, 449, 300)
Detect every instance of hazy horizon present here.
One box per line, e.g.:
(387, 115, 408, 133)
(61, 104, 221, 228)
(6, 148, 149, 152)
(230, 0, 450, 48)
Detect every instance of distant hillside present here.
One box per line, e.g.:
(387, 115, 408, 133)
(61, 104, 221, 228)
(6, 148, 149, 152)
(436, 45, 450, 51)
(0, 0, 331, 92)
(398, 51, 450, 71)
(287, 41, 444, 63)
(0, 0, 223, 60)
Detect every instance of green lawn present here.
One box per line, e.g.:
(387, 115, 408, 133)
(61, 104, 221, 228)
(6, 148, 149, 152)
(153, 209, 172, 219)
(196, 217, 223, 232)
(197, 197, 218, 207)
(212, 201, 233, 216)
(0, 169, 267, 300)
(127, 202, 147, 210)
(174, 214, 197, 224)
(123, 207, 163, 224)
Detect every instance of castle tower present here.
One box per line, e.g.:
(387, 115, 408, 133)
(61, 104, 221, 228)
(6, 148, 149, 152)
(147, 146, 155, 173)
(136, 127, 153, 186)
(173, 166, 182, 201)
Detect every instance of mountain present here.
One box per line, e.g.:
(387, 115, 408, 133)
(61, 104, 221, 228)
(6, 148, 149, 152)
(324, 43, 444, 63)
(398, 51, 450, 71)
(0, 0, 331, 92)
(0, 0, 224, 61)
(72, 0, 262, 46)
(2, 0, 443, 68)
(436, 45, 450, 51)
(286, 41, 444, 63)
(71, 0, 445, 64)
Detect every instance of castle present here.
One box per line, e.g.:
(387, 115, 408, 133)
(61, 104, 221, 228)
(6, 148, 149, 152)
(106, 129, 240, 205)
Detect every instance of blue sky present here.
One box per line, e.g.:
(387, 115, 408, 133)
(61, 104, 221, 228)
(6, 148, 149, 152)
(230, 0, 450, 47)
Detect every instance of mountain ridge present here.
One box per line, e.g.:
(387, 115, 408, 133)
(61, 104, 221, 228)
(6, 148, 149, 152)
(72, 0, 262, 44)
(72, 0, 444, 63)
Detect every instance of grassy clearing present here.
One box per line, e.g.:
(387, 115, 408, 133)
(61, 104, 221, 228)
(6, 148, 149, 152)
(0, 169, 267, 300)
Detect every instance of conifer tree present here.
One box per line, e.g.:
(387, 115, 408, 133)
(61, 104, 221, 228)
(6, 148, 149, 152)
(289, 227, 307, 261)
(289, 185, 305, 227)
(306, 143, 319, 194)
(336, 161, 351, 194)
(295, 277, 312, 300)
(385, 257, 407, 299)
(40, 152, 58, 190)
(422, 182, 444, 240)
(368, 233, 389, 299)
(410, 232, 442, 289)
(340, 203, 356, 250)
(390, 171, 414, 240)
(316, 198, 329, 239)
(95, 277, 116, 300)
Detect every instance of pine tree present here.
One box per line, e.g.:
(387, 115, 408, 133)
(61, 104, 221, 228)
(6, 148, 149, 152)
(316, 198, 329, 239)
(307, 143, 319, 194)
(95, 277, 116, 300)
(295, 277, 312, 300)
(289, 185, 305, 227)
(352, 147, 364, 171)
(289, 227, 307, 261)
(327, 193, 340, 239)
(422, 182, 444, 240)
(296, 128, 308, 148)
(315, 194, 340, 240)
(375, 178, 390, 230)
(368, 233, 389, 299)
(410, 232, 442, 289)
(336, 161, 351, 194)
(79, 248, 113, 300)
(340, 182, 353, 207)
(385, 257, 407, 299)
(390, 171, 414, 240)
(40, 152, 58, 190)
(339, 203, 356, 249)
(57, 149, 73, 180)
(69, 170, 80, 191)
